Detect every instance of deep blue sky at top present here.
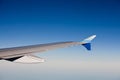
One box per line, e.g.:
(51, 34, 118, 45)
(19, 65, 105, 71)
(0, 0, 120, 50)
(0, 0, 120, 26)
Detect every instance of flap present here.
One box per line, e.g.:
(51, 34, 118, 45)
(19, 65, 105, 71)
(5, 55, 45, 64)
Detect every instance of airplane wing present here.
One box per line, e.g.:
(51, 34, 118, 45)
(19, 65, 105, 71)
(0, 35, 96, 63)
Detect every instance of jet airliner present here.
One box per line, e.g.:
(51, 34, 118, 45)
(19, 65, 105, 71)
(0, 35, 96, 63)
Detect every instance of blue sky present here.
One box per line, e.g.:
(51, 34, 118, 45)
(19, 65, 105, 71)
(0, 0, 120, 80)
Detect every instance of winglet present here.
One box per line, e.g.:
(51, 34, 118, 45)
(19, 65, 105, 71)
(82, 35, 96, 51)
